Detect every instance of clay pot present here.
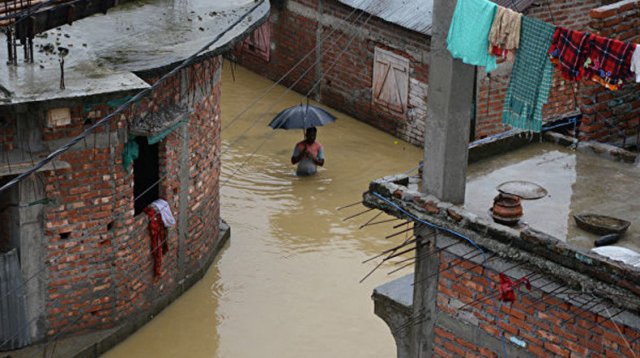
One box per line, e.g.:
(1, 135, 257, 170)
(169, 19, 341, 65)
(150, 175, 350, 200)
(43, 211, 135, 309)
(492, 193, 523, 221)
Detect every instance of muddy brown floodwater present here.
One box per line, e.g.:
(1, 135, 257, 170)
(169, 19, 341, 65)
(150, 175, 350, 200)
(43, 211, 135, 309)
(104, 62, 423, 357)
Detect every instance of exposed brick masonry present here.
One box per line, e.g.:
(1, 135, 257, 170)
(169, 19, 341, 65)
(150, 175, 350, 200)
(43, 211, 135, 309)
(435, 249, 639, 357)
(30, 55, 222, 337)
(578, 0, 640, 146)
(237, 0, 622, 145)
(235, 0, 430, 146)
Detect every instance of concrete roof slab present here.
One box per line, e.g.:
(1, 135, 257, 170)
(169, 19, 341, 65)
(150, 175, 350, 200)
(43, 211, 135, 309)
(0, 0, 269, 104)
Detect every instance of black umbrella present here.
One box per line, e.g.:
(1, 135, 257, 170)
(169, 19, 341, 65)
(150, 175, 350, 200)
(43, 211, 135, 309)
(268, 104, 336, 130)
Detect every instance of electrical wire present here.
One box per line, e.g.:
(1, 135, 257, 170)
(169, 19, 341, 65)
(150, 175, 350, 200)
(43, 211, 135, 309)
(1, 4, 387, 347)
(0, 0, 267, 196)
(0, 1, 373, 307)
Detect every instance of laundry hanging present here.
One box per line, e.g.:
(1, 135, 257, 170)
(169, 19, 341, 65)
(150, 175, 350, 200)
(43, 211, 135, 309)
(631, 46, 640, 83)
(502, 17, 555, 133)
(447, 0, 498, 72)
(488, 5, 522, 63)
(586, 35, 636, 91)
(144, 206, 169, 277)
(549, 27, 593, 81)
(150, 199, 176, 228)
(498, 273, 531, 304)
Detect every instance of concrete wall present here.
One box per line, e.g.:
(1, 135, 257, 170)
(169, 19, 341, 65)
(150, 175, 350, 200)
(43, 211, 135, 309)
(0, 55, 223, 342)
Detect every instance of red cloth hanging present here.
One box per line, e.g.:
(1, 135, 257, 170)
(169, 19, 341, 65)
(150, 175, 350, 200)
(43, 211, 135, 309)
(586, 35, 636, 90)
(498, 273, 531, 303)
(144, 207, 168, 277)
(549, 27, 592, 81)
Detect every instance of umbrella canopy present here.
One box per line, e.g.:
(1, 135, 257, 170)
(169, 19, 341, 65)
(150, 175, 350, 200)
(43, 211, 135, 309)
(269, 104, 336, 130)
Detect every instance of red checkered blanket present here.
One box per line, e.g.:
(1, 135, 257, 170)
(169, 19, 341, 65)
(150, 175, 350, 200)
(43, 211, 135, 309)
(549, 27, 592, 81)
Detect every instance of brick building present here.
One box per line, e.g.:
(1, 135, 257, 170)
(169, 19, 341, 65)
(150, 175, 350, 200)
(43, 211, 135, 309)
(235, 0, 636, 148)
(0, 0, 269, 352)
(364, 132, 640, 357)
(358, 0, 640, 355)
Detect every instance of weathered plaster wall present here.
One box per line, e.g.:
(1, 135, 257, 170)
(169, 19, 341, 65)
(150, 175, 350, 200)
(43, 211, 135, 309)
(1, 55, 223, 341)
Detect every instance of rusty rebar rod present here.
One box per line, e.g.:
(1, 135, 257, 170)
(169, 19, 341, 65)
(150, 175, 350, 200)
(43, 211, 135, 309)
(342, 208, 374, 221)
(362, 237, 417, 264)
(387, 260, 415, 275)
(392, 220, 412, 229)
(359, 217, 402, 229)
(359, 211, 383, 229)
(336, 200, 363, 211)
(383, 245, 417, 262)
(359, 259, 384, 284)
(385, 226, 414, 239)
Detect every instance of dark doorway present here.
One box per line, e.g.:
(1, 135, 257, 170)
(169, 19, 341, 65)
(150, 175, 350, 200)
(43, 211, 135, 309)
(133, 137, 159, 215)
(0, 176, 18, 253)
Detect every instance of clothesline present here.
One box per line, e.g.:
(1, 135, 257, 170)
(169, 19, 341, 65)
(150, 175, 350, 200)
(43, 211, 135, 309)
(447, 0, 640, 133)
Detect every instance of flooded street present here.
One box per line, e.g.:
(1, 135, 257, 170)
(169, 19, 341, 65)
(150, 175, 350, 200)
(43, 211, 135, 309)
(104, 62, 423, 357)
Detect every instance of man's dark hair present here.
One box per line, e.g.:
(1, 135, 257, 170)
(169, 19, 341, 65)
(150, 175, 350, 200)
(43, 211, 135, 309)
(306, 127, 317, 134)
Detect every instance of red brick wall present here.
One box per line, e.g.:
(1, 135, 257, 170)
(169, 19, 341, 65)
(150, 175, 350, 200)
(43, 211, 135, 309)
(235, 0, 431, 146)
(236, 0, 618, 144)
(435, 250, 640, 357)
(235, 2, 318, 96)
(578, 0, 640, 145)
(41, 55, 222, 336)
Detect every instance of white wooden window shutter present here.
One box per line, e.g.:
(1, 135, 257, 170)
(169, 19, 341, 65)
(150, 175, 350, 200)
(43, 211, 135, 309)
(372, 47, 410, 114)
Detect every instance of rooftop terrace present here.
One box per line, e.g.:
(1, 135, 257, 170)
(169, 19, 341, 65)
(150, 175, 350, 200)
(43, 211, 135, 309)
(0, 0, 269, 104)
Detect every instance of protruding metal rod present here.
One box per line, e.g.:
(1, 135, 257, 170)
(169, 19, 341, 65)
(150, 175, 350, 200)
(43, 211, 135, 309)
(343, 208, 374, 221)
(359, 260, 384, 284)
(387, 260, 415, 275)
(359, 217, 402, 229)
(359, 211, 383, 229)
(383, 245, 417, 262)
(394, 255, 416, 266)
(362, 237, 417, 264)
(385, 226, 414, 239)
(392, 220, 412, 229)
(337, 201, 363, 211)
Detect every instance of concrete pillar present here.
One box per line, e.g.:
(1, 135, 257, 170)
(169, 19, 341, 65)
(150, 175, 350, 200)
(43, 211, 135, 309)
(178, 69, 190, 277)
(17, 175, 46, 341)
(411, 226, 440, 357)
(423, 0, 475, 204)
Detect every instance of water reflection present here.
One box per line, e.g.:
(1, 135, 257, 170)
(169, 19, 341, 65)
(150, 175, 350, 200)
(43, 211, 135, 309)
(466, 143, 640, 251)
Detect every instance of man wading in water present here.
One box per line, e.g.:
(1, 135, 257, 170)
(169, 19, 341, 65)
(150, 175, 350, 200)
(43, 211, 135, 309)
(291, 127, 324, 176)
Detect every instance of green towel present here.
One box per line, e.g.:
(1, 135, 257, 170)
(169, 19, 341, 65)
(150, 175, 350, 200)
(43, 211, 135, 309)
(122, 136, 139, 170)
(502, 17, 555, 133)
(447, 0, 498, 73)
